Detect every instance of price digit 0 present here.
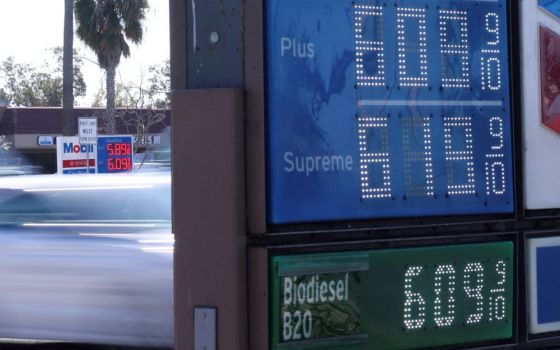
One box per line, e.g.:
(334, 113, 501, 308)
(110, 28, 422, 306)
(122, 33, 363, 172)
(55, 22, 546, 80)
(433, 264, 456, 327)
(396, 7, 428, 87)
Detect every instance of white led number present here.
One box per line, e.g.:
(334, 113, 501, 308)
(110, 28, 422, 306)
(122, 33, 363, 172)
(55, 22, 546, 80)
(403, 260, 508, 332)
(489, 260, 507, 321)
(433, 265, 456, 327)
(481, 13, 501, 91)
(485, 116, 506, 196)
(443, 117, 476, 196)
(403, 266, 426, 330)
(439, 10, 470, 88)
(358, 116, 392, 199)
(463, 262, 484, 325)
(354, 5, 385, 87)
(402, 117, 434, 197)
(397, 7, 428, 87)
(485, 13, 500, 46)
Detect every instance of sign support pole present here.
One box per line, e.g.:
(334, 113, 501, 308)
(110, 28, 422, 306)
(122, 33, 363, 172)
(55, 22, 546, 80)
(172, 89, 247, 350)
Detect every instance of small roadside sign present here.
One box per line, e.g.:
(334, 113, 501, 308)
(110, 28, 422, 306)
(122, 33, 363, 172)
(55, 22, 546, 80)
(37, 135, 54, 146)
(79, 117, 97, 144)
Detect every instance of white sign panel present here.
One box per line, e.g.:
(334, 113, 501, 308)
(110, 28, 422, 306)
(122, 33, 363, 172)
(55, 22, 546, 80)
(521, 2, 560, 209)
(78, 117, 97, 145)
(527, 236, 560, 334)
(56, 136, 97, 174)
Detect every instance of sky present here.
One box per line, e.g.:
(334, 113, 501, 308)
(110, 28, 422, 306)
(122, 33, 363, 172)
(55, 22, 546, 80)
(0, 0, 170, 106)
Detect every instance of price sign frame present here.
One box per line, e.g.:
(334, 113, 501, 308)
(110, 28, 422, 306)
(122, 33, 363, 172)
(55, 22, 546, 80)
(525, 231, 560, 341)
(520, 0, 560, 220)
(265, 1, 519, 230)
(265, 233, 518, 350)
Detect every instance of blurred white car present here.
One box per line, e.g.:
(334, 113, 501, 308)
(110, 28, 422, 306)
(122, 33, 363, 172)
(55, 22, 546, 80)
(0, 172, 173, 347)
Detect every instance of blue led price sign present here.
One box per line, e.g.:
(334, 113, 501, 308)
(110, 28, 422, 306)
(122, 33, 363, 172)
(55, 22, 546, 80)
(266, 0, 514, 224)
(97, 135, 134, 173)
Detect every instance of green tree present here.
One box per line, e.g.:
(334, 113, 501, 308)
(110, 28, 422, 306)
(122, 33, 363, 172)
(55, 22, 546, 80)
(63, 0, 75, 135)
(74, 0, 149, 134)
(0, 50, 86, 107)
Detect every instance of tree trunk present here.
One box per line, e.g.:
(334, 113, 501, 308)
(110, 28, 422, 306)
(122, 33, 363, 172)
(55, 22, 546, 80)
(62, 0, 75, 136)
(106, 64, 117, 134)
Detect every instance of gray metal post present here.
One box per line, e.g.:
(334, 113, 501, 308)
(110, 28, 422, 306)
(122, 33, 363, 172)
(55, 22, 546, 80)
(170, 0, 261, 347)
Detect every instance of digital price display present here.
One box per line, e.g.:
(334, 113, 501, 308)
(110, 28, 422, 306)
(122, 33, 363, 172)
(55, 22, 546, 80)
(266, 0, 514, 223)
(97, 135, 134, 173)
(270, 241, 514, 349)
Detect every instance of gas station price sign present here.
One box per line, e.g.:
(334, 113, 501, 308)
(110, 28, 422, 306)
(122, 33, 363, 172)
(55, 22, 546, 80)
(270, 241, 513, 349)
(97, 135, 134, 173)
(266, 0, 514, 223)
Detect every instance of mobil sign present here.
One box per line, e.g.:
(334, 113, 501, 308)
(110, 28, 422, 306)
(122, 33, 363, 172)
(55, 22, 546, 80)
(56, 136, 97, 174)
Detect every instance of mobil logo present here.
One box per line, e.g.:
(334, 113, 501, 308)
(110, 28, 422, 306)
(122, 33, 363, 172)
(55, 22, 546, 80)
(63, 142, 94, 154)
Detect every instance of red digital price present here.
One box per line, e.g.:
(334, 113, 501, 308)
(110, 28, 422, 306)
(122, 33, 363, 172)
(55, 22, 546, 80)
(108, 157, 132, 171)
(107, 143, 131, 156)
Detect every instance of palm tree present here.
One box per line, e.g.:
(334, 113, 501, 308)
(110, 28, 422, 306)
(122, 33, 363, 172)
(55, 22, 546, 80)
(74, 0, 149, 134)
(63, 0, 74, 136)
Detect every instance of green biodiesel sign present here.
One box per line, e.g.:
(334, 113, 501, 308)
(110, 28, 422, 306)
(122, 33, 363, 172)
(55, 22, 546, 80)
(270, 242, 514, 349)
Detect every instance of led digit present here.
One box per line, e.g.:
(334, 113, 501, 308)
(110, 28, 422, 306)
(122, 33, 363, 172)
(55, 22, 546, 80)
(107, 144, 114, 156)
(485, 116, 506, 196)
(489, 260, 507, 322)
(443, 117, 476, 196)
(354, 5, 385, 87)
(485, 13, 500, 46)
(489, 116, 505, 151)
(439, 10, 470, 88)
(463, 262, 484, 325)
(402, 116, 434, 197)
(481, 55, 502, 91)
(433, 264, 456, 327)
(358, 116, 392, 199)
(396, 7, 428, 87)
(481, 13, 502, 91)
(403, 266, 426, 330)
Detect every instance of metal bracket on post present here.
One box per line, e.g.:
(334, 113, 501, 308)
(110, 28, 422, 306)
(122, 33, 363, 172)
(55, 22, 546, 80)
(194, 306, 217, 350)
